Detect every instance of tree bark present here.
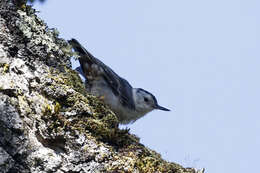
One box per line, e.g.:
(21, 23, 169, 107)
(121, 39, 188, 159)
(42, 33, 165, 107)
(0, 1, 204, 173)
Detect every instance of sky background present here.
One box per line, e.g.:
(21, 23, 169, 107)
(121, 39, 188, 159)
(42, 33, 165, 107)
(33, 1, 260, 172)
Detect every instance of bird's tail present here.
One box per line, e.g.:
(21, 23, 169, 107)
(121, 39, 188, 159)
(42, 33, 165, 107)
(68, 39, 87, 55)
(68, 38, 97, 78)
(68, 38, 96, 63)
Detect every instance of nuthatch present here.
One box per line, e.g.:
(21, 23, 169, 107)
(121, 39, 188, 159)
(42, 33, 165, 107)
(69, 39, 170, 124)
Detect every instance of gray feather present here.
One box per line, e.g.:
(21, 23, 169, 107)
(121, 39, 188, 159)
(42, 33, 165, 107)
(69, 39, 135, 110)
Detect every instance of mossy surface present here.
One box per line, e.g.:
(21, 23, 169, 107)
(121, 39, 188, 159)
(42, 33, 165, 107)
(36, 57, 202, 173)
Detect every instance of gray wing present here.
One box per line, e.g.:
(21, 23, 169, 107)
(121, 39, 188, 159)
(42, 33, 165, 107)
(69, 39, 135, 110)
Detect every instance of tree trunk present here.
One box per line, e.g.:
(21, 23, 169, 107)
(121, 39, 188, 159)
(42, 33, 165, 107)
(0, 1, 204, 173)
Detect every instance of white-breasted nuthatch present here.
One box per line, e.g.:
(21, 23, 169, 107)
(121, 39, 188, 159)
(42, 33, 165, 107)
(69, 39, 170, 124)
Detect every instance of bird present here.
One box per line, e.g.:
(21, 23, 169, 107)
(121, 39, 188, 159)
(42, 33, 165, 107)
(68, 38, 170, 124)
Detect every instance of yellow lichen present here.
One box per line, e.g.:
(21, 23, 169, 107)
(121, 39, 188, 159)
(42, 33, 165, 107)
(0, 63, 9, 74)
(3, 63, 9, 73)
(54, 101, 61, 114)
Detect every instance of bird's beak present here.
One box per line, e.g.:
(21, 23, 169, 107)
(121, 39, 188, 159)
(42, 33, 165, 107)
(155, 105, 170, 111)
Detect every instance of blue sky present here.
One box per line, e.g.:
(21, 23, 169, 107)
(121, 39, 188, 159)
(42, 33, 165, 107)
(34, 1, 260, 172)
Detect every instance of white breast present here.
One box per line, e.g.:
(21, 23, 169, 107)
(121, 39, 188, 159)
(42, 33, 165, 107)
(87, 79, 149, 124)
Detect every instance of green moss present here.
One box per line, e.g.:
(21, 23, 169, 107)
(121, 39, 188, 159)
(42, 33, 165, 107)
(0, 63, 9, 74)
(42, 103, 52, 116)
(41, 102, 69, 134)
(18, 95, 32, 115)
(47, 67, 86, 95)
(54, 101, 61, 114)
(3, 63, 9, 73)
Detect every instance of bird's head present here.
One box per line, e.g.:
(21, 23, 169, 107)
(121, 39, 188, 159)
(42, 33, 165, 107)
(133, 88, 170, 114)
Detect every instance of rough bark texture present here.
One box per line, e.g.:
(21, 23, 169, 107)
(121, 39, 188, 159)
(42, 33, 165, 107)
(0, 1, 205, 173)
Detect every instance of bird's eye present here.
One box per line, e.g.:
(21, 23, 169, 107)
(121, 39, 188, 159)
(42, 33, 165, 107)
(144, 97, 148, 102)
